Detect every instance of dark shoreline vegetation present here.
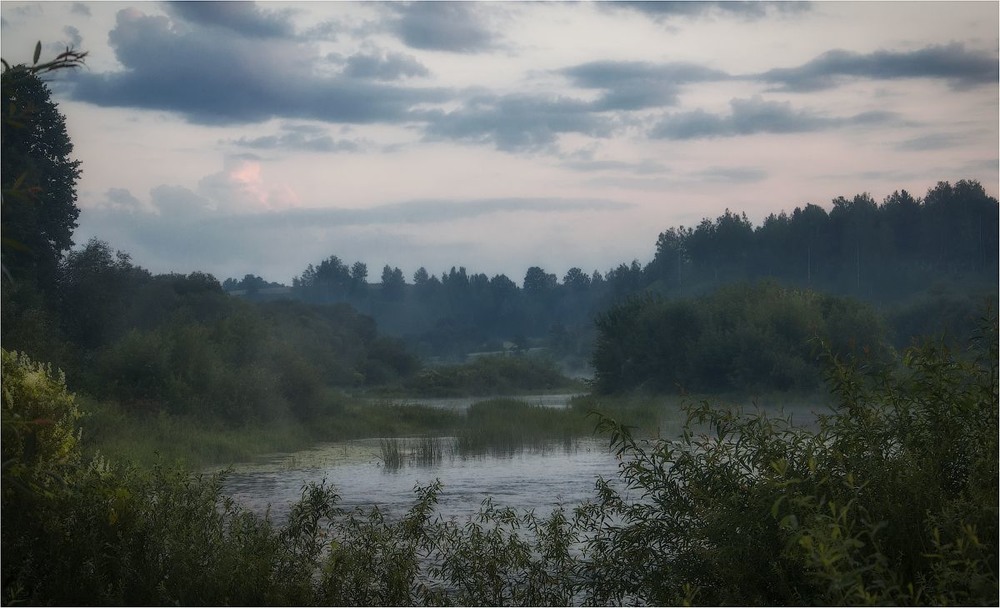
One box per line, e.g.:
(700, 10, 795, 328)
(4, 323, 997, 605)
(3, 50, 998, 605)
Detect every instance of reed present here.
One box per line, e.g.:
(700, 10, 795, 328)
(412, 436, 444, 466)
(379, 437, 403, 470)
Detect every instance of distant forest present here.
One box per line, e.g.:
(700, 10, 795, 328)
(226, 179, 999, 364)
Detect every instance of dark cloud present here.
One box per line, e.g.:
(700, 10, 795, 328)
(67, 8, 448, 125)
(606, 1, 810, 21)
(651, 96, 897, 139)
(71, 3, 91, 17)
(420, 93, 615, 152)
(104, 187, 144, 211)
(303, 20, 342, 41)
(342, 50, 430, 80)
(894, 133, 961, 151)
(561, 60, 729, 110)
(419, 59, 730, 152)
(165, 1, 296, 39)
(389, 2, 500, 53)
(758, 44, 998, 92)
(229, 128, 367, 153)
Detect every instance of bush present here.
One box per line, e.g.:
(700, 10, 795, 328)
(5, 321, 995, 605)
(592, 281, 892, 394)
(584, 316, 998, 605)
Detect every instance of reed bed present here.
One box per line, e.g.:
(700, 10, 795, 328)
(379, 437, 403, 470)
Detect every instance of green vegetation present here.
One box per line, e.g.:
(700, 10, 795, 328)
(4, 321, 995, 605)
(259, 180, 998, 364)
(401, 355, 585, 397)
(582, 317, 998, 605)
(592, 281, 892, 394)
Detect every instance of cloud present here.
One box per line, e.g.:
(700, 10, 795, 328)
(562, 158, 668, 175)
(758, 43, 998, 92)
(67, 8, 449, 125)
(229, 127, 367, 154)
(165, 1, 296, 39)
(692, 166, 768, 183)
(894, 133, 961, 151)
(75, 193, 632, 280)
(103, 187, 146, 211)
(303, 19, 342, 41)
(606, 1, 810, 21)
(62, 25, 82, 48)
(421, 93, 617, 152)
(220, 196, 633, 229)
(388, 2, 501, 53)
(340, 49, 430, 80)
(70, 3, 91, 17)
(560, 60, 730, 110)
(650, 95, 897, 139)
(197, 157, 300, 212)
(148, 184, 214, 219)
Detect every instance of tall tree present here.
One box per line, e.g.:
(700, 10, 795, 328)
(2, 60, 83, 289)
(380, 265, 406, 301)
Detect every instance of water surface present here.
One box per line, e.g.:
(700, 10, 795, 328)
(222, 436, 622, 523)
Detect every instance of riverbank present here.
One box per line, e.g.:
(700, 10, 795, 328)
(80, 389, 833, 469)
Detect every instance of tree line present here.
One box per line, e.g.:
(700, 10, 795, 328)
(229, 179, 998, 362)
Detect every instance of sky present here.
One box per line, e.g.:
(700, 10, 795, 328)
(2, 1, 997, 285)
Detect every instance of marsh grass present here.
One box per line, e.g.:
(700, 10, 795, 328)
(379, 436, 446, 470)
(413, 436, 444, 465)
(83, 387, 829, 470)
(379, 438, 403, 470)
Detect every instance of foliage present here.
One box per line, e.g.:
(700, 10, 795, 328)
(1, 349, 82, 501)
(1, 51, 85, 288)
(4, 322, 996, 605)
(276, 180, 997, 362)
(584, 316, 998, 605)
(403, 354, 582, 397)
(592, 281, 891, 394)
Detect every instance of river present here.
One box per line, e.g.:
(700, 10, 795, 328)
(222, 435, 623, 523)
(220, 393, 824, 523)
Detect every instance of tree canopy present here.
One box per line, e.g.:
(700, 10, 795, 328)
(2, 54, 84, 289)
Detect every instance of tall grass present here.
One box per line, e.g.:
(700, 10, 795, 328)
(379, 438, 403, 470)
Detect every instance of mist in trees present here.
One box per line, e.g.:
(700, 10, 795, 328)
(233, 179, 996, 373)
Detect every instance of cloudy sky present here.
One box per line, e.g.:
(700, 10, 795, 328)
(2, 1, 997, 284)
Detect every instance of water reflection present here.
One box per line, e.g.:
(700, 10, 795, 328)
(222, 436, 621, 524)
(369, 393, 582, 412)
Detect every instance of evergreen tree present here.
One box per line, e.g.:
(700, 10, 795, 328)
(1, 68, 82, 289)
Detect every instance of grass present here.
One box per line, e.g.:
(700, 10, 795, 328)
(81, 389, 833, 469)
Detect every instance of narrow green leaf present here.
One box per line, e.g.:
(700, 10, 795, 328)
(33, 41, 42, 65)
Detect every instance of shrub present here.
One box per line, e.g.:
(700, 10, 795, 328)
(584, 315, 998, 605)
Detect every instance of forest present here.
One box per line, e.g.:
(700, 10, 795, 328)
(227, 177, 998, 368)
(2, 49, 997, 605)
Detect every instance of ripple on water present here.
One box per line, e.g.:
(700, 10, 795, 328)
(221, 436, 623, 523)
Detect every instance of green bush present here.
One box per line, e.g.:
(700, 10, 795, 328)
(583, 316, 998, 605)
(592, 281, 892, 394)
(4, 322, 996, 605)
(1, 349, 83, 496)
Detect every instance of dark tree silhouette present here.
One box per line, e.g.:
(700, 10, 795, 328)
(2, 59, 84, 288)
